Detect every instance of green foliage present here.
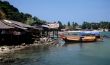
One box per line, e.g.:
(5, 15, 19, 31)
(0, 1, 47, 25)
(81, 21, 110, 29)
(82, 22, 91, 29)
(99, 21, 110, 29)
(25, 17, 35, 25)
(31, 16, 46, 25)
(58, 21, 63, 30)
(1, 0, 110, 29)
(90, 23, 99, 29)
(66, 21, 79, 30)
(72, 22, 78, 29)
(68, 21, 70, 26)
(0, 9, 6, 19)
(67, 21, 71, 30)
(0, 1, 19, 20)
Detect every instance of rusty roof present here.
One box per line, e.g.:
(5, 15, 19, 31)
(0, 20, 14, 29)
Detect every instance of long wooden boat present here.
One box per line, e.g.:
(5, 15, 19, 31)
(61, 36, 96, 43)
(60, 31, 102, 43)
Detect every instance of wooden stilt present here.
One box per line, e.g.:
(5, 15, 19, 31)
(53, 30, 54, 39)
(57, 29, 58, 38)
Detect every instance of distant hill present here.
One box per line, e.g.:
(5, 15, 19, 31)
(0, 1, 46, 25)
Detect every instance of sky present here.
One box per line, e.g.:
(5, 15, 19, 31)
(6, 0, 110, 24)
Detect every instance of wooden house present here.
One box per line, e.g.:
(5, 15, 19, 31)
(33, 22, 59, 39)
(0, 20, 37, 45)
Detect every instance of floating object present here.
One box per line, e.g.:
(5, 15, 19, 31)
(60, 31, 102, 43)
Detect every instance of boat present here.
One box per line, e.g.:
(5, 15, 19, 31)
(60, 31, 102, 43)
(63, 36, 81, 42)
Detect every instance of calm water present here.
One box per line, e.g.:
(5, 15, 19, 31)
(1, 32, 110, 65)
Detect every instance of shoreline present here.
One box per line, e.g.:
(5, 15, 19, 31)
(0, 39, 58, 63)
(0, 40, 56, 55)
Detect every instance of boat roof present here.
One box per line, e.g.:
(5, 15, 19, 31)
(80, 31, 100, 35)
(81, 31, 100, 33)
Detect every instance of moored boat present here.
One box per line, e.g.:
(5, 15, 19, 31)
(63, 36, 81, 42)
(60, 31, 102, 43)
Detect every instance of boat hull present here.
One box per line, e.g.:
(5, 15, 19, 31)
(62, 36, 97, 43)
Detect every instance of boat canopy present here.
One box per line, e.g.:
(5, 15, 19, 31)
(80, 31, 100, 36)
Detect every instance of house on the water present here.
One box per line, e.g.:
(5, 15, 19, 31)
(0, 20, 39, 45)
(33, 22, 59, 39)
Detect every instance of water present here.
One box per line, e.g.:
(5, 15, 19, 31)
(1, 32, 110, 65)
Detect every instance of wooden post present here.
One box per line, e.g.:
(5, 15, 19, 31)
(40, 30, 42, 37)
(47, 30, 48, 36)
(57, 29, 58, 38)
(53, 30, 54, 39)
(48, 31, 50, 38)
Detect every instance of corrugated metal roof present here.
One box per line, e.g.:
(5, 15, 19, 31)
(0, 20, 42, 31)
(0, 20, 14, 29)
(32, 26, 43, 30)
(4, 20, 32, 28)
(3, 20, 31, 30)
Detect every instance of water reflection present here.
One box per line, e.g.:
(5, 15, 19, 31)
(62, 41, 84, 49)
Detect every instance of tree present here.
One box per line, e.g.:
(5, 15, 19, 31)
(99, 21, 110, 29)
(25, 17, 36, 25)
(31, 16, 46, 25)
(72, 22, 78, 30)
(68, 21, 70, 27)
(72, 22, 75, 29)
(63, 24, 66, 29)
(0, 1, 19, 20)
(81, 21, 91, 29)
(90, 23, 99, 29)
(0, 0, 47, 25)
(0, 9, 6, 19)
(58, 21, 63, 30)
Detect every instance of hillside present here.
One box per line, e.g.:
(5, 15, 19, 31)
(0, 1, 46, 25)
